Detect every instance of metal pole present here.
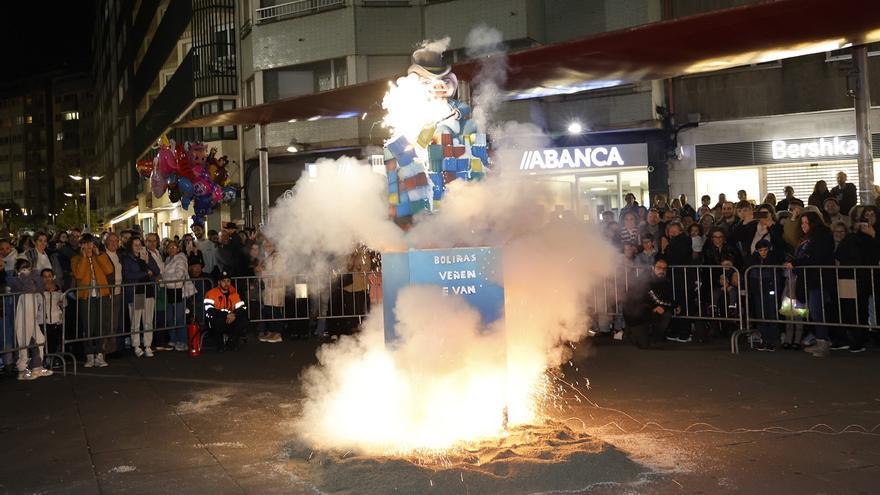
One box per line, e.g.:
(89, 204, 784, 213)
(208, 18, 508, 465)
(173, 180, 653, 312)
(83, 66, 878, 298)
(238, 123, 246, 226)
(85, 177, 91, 232)
(853, 45, 875, 206)
(256, 123, 270, 226)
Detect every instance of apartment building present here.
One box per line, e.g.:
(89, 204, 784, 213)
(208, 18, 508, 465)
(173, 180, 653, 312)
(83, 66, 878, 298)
(0, 72, 94, 225)
(93, 0, 239, 236)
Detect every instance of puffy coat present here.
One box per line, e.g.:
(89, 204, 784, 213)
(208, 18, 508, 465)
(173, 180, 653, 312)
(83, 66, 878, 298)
(71, 253, 114, 299)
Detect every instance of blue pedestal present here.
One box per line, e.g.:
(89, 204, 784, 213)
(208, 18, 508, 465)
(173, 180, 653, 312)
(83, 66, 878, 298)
(382, 247, 505, 344)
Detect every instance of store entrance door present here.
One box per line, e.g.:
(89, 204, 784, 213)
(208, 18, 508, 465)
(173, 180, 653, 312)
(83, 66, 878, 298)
(576, 170, 649, 222)
(577, 174, 619, 222)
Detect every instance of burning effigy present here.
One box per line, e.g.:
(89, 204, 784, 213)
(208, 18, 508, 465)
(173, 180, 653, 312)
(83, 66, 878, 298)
(382, 47, 489, 226)
(380, 46, 504, 352)
(264, 30, 616, 456)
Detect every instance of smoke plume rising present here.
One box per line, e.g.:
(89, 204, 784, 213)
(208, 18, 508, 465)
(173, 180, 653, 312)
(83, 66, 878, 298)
(265, 27, 616, 454)
(419, 36, 451, 55)
(465, 24, 508, 132)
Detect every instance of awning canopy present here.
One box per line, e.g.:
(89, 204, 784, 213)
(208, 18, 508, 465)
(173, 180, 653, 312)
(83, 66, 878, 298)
(176, 0, 880, 128)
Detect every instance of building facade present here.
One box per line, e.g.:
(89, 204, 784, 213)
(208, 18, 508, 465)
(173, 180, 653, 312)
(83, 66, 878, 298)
(87, 0, 879, 226)
(237, 0, 666, 223)
(0, 71, 95, 226)
(93, 0, 239, 236)
(671, 44, 880, 207)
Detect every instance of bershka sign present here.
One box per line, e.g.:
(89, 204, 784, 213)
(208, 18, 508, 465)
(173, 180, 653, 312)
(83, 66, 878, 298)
(518, 143, 648, 171)
(771, 137, 858, 160)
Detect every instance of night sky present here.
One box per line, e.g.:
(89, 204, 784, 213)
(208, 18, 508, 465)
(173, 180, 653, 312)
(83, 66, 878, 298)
(3, 1, 95, 81)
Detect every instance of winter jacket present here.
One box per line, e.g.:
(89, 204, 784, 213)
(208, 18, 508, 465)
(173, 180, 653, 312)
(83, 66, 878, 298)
(121, 252, 161, 300)
(791, 229, 834, 290)
(161, 253, 189, 289)
(19, 248, 63, 278)
(204, 285, 246, 320)
(782, 216, 803, 251)
(808, 191, 832, 209)
(8, 270, 44, 294)
(622, 271, 675, 326)
(261, 252, 286, 307)
(738, 222, 786, 265)
(661, 233, 692, 266)
(775, 197, 801, 213)
(702, 243, 742, 269)
(71, 253, 115, 299)
(830, 183, 858, 215)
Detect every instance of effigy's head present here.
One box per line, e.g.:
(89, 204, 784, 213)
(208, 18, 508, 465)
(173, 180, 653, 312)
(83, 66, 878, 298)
(408, 48, 458, 99)
(408, 48, 451, 79)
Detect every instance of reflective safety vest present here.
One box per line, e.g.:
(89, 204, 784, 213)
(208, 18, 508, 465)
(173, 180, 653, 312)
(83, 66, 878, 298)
(204, 285, 246, 317)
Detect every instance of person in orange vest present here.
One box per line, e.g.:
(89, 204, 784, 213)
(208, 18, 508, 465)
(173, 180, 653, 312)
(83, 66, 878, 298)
(204, 271, 248, 351)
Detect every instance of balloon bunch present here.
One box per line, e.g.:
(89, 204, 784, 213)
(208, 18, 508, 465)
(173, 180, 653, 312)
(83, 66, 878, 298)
(137, 134, 239, 225)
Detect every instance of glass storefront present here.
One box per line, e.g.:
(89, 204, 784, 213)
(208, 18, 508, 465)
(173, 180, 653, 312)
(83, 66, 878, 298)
(695, 161, 880, 205)
(531, 168, 650, 223)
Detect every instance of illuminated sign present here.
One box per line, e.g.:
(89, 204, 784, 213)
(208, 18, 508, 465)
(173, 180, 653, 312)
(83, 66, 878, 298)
(518, 143, 648, 171)
(771, 137, 858, 160)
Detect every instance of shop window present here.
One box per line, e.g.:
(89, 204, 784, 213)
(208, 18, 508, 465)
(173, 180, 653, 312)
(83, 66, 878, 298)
(533, 175, 576, 220)
(695, 168, 760, 205)
(578, 174, 619, 222)
(263, 58, 348, 102)
(765, 162, 862, 203)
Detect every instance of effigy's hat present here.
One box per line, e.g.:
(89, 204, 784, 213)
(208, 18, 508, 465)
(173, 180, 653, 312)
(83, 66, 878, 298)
(408, 48, 451, 79)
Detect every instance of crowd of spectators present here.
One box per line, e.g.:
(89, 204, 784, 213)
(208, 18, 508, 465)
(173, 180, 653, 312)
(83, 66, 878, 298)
(0, 221, 377, 382)
(602, 171, 879, 356)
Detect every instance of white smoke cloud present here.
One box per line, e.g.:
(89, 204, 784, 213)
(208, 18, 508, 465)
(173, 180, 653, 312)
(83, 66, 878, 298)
(419, 36, 451, 55)
(465, 24, 508, 132)
(267, 27, 618, 455)
(263, 157, 405, 279)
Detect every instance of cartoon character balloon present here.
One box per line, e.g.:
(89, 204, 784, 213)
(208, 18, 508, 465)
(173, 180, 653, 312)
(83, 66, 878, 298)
(157, 148, 177, 176)
(151, 170, 167, 198)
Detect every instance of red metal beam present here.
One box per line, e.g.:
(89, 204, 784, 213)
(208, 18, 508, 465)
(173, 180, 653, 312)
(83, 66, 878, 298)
(176, 0, 880, 128)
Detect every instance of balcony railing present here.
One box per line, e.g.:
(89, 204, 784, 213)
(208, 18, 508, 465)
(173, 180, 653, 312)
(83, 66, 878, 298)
(256, 0, 346, 23)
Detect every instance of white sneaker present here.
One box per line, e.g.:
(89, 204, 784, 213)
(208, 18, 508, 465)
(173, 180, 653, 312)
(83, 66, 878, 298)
(144, 348, 154, 358)
(95, 354, 108, 368)
(17, 369, 36, 381)
(84, 354, 95, 368)
(32, 367, 53, 378)
(134, 347, 144, 358)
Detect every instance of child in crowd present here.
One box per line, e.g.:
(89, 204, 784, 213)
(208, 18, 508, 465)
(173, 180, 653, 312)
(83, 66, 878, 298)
(8, 259, 53, 380)
(40, 268, 65, 367)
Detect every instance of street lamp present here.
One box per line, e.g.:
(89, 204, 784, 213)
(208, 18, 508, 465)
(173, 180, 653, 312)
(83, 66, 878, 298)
(70, 174, 103, 232)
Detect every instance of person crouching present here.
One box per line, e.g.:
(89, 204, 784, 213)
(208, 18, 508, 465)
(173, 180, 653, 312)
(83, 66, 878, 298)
(204, 272, 248, 351)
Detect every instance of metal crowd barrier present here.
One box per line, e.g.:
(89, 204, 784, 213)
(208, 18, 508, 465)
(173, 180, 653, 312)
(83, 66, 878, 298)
(732, 265, 880, 354)
(50, 272, 375, 375)
(0, 290, 66, 375)
(588, 264, 745, 341)
(230, 272, 374, 324)
(59, 277, 214, 375)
